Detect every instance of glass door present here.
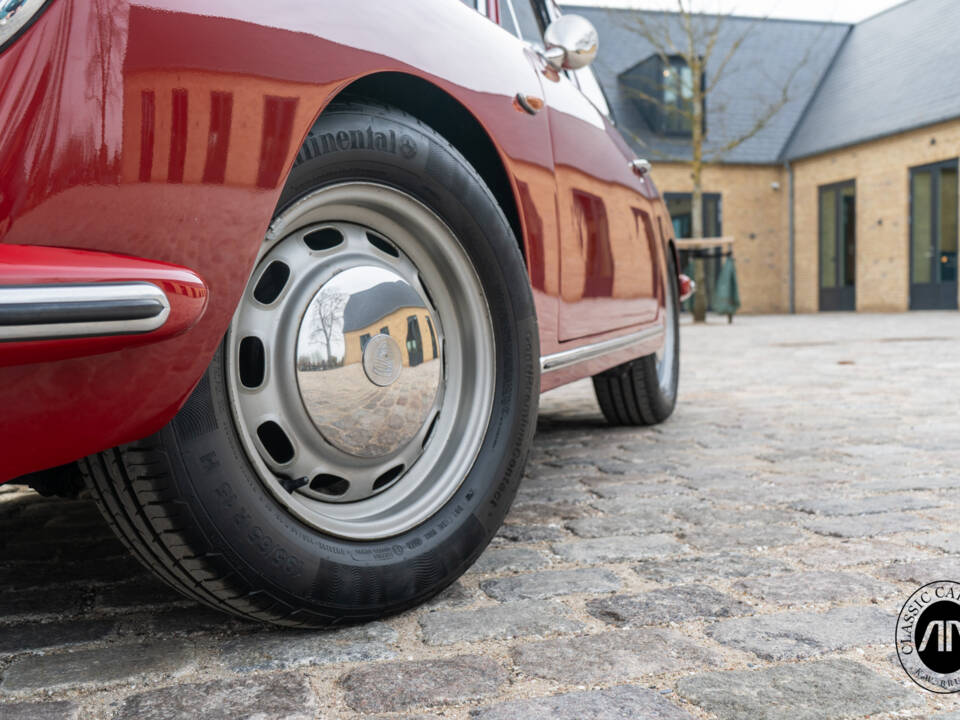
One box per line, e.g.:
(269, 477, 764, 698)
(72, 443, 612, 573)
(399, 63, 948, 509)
(910, 159, 958, 310)
(819, 180, 856, 311)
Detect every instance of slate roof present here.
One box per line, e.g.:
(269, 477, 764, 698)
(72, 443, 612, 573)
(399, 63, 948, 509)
(342, 281, 425, 333)
(782, 0, 960, 159)
(561, 5, 850, 164)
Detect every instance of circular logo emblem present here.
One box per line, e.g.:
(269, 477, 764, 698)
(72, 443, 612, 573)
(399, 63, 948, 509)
(362, 334, 402, 388)
(897, 580, 960, 693)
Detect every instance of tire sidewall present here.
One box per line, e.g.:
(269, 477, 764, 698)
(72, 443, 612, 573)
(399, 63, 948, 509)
(162, 104, 539, 616)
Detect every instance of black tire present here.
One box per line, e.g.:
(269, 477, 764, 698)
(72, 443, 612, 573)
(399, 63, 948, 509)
(592, 253, 679, 426)
(80, 98, 540, 627)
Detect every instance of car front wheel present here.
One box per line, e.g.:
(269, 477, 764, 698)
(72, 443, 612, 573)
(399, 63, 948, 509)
(81, 99, 539, 627)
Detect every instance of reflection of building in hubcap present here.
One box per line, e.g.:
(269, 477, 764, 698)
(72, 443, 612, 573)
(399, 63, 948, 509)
(296, 265, 442, 459)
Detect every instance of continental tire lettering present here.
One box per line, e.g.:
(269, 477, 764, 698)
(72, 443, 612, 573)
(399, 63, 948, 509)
(311, 128, 415, 158)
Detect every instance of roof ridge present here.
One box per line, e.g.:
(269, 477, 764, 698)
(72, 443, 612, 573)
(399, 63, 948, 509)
(560, 5, 852, 27)
(856, 0, 922, 24)
(778, 23, 855, 162)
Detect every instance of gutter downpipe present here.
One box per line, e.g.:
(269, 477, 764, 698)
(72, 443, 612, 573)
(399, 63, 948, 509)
(786, 160, 795, 314)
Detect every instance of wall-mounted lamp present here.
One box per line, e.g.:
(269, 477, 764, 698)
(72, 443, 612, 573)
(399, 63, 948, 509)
(771, 181, 781, 191)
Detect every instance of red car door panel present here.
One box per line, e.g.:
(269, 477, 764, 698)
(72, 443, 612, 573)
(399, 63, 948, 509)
(535, 63, 660, 341)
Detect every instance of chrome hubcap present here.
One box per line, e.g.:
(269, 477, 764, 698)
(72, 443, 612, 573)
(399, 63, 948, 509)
(295, 264, 442, 460)
(226, 183, 495, 540)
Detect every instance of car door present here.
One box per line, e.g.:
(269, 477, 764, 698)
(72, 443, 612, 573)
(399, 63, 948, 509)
(502, 0, 661, 341)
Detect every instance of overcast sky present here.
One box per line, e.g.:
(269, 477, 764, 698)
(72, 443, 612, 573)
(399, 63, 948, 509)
(563, 0, 908, 23)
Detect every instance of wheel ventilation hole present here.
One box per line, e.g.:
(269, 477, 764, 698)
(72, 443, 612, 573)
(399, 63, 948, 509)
(253, 261, 290, 304)
(238, 336, 266, 388)
(421, 413, 440, 450)
(310, 474, 350, 497)
(373, 465, 405, 491)
(367, 232, 399, 257)
(304, 227, 343, 251)
(256, 421, 295, 465)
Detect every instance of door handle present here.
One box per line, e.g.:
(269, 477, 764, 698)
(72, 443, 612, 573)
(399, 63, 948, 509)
(515, 93, 544, 115)
(630, 158, 652, 176)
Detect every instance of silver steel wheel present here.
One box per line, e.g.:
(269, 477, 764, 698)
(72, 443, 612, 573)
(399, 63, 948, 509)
(655, 279, 677, 395)
(226, 183, 496, 541)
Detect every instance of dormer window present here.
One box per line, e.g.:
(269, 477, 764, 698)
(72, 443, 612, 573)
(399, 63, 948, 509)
(619, 54, 703, 138)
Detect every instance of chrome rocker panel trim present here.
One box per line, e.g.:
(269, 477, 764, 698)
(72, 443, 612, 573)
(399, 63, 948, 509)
(0, 282, 170, 341)
(540, 325, 664, 374)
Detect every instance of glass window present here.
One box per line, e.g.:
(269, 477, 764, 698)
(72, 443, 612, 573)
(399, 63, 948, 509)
(620, 54, 702, 137)
(940, 166, 958, 283)
(573, 67, 612, 118)
(503, 0, 545, 43)
(912, 171, 933, 285)
(663, 59, 695, 135)
(820, 189, 838, 288)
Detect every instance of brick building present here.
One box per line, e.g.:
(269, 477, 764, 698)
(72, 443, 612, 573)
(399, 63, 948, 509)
(566, 0, 960, 313)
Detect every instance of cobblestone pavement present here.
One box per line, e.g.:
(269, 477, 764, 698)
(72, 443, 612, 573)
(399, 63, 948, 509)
(2, 312, 960, 719)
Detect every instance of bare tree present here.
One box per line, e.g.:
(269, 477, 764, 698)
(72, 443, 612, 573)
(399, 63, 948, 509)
(311, 288, 347, 367)
(614, 3, 821, 321)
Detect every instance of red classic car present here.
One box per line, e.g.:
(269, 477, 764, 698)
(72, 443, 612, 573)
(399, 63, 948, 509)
(0, 0, 689, 625)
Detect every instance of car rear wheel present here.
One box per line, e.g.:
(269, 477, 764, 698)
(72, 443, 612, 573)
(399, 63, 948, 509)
(592, 253, 679, 426)
(81, 99, 539, 627)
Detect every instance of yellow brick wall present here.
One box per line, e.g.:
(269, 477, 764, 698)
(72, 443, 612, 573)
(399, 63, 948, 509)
(792, 118, 960, 312)
(343, 307, 437, 367)
(653, 163, 789, 313)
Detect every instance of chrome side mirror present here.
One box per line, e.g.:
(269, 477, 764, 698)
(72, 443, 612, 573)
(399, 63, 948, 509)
(543, 15, 598, 71)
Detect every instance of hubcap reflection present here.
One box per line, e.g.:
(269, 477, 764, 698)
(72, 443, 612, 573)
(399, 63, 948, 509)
(295, 265, 442, 459)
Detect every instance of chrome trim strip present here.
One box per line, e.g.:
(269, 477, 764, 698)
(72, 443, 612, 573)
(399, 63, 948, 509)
(541, 326, 664, 374)
(0, 282, 170, 341)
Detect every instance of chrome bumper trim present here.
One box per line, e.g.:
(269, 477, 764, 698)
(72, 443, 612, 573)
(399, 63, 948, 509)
(541, 325, 664, 374)
(0, 282, 170, 341)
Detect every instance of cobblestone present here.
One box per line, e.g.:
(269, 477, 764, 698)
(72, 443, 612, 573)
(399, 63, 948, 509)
(512, 628, 723, 684)
(480, 568, 621, 601)
(0, 702, 79, 720)
(115, 674, 317, 720)
(472, 686, 695, 720)
(880, 556, 960, 583)
(791, 493, 943, 515)
(803, 512, 939, 537)
(565, 512, 675, 537)
(1, 641, 194, 693)
(551, 534, 688, 563)
(676, 658, 923, 720)
(796, 539, 933, 568)
(679, 524, 807, 551)
(419, 600, 583, 645)
(339, 656, 506, 713)
(0, 618, 115, 656)
(587, 584, 751, 626)
(706, 606, 894, 659)
(634, 553, 792, 582)
(732, 570, 897, 605)
(0, 314, 954, 717)
(218, 623, 398, 672)
(470, 547, 550, 574)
